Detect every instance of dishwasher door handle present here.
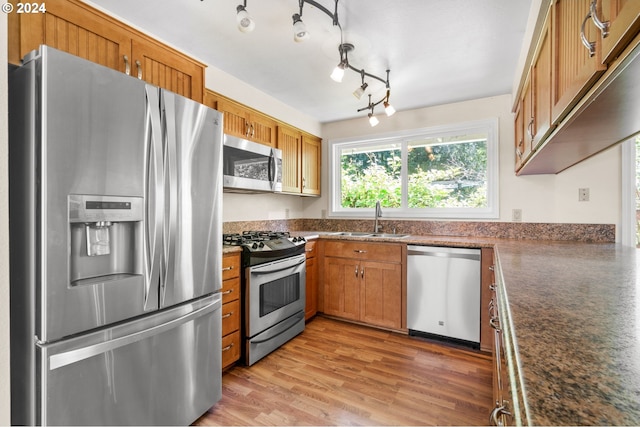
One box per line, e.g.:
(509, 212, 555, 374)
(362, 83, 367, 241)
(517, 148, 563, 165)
(407, 249, 480, 262)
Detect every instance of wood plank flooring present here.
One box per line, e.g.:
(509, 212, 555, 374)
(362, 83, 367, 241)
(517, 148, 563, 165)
(194, 316, 493, 426)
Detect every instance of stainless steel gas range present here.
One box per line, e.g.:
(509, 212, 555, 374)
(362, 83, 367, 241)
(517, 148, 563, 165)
(223, 231, 307, 365)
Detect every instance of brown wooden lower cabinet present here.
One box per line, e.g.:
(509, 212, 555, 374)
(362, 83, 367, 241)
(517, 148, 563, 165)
(304, 241, 318, 320)
(221, 252, 241, 370)
(322, 241, 404, 330)
(221, 331, 241, 370)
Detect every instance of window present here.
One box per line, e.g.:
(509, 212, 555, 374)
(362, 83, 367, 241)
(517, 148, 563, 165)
(330, 119, 499, 219)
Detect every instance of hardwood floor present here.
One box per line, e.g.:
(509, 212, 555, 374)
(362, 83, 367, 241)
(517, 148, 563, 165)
(195, 316, 493, 426)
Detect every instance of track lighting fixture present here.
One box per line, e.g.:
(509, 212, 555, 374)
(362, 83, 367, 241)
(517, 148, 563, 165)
(235, 1, 255, 33)
(292, 13, 309, 42)
(365, 95, 379, 127)
(353, 70, 368, 99)
(230, 0, 395, 122)
(368, 112, 379, 127)
(384, 100, 396, 117)
(330, 61, 346, 82)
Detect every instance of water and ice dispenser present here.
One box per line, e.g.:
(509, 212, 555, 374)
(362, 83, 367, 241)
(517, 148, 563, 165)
(68, 195, 143, 286)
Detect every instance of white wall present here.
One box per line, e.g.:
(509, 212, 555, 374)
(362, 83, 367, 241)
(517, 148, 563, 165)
(303, 94, 621, 237)
(1, 12, 11, 426)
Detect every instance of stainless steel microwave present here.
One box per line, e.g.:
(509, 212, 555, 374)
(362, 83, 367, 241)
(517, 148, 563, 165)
(223, 135, 283, 193)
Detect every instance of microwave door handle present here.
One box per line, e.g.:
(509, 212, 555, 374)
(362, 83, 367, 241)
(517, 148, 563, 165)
(268, 149, 277, 191)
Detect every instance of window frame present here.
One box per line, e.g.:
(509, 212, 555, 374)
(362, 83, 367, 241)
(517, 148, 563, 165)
(329, 118, 499, 219)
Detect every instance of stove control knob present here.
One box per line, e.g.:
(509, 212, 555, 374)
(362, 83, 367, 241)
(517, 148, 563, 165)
(251, 243, 258, 249)
(292, 237, 298, 242)
(259, 241, 265, 248)
(299, 237, 306, 243)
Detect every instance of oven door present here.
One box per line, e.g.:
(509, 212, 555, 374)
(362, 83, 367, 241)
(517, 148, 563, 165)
(246, 254, 306, 338)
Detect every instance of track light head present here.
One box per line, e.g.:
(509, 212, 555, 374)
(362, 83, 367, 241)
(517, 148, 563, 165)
(384, 101, 396, 116)
(368, 112, 379, 127)
(353, 82, 368, 99)
(330, 61, 346, 82)
(292, 13, 310, 42)
(236, 4, 255, 33)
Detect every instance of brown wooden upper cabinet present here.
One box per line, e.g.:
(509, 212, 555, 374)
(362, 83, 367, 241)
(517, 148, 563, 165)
(551, 0, 607, 124)
(277, 125, 321, 196)
(514, 0, 640, 174)
(8, 0, 205, 102)
(599, 0, 640, 64)
(216, 98, 277, 147)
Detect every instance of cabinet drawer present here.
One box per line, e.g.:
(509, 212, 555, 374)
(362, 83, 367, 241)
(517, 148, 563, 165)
(222, 253, 241, 280)
(324, 241, 402, 263)
(305, 240, 317, 258)
(222, 330, 241, 369)
(221, 299, 240, 337)
(221, 277, 240, 304)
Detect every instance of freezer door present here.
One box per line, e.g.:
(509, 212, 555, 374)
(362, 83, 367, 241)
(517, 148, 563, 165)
(35, 294, 222, 426)
(157, 89, 223, 308)
(9, 46, 152, 343)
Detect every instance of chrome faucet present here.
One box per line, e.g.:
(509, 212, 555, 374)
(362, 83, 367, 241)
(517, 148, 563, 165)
(373, 200, 383, 233)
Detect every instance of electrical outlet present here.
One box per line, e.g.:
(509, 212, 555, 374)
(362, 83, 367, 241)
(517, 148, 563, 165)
(512, 209, 522, 222)
(579, 188, 590, 202)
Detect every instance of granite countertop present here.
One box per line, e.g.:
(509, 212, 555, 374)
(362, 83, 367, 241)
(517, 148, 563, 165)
(494, 240, 640, 426)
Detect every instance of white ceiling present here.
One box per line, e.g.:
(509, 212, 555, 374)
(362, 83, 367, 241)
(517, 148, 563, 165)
(86, 0, 533, 123)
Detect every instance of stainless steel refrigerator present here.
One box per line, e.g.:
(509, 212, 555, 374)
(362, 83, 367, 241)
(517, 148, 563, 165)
(9, 46, 224, 425)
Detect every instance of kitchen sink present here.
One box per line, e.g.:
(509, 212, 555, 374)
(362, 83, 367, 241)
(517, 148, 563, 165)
(328, 232, 409, 238)
(330, 232, 373, 236)
(369, 233, 410, 238)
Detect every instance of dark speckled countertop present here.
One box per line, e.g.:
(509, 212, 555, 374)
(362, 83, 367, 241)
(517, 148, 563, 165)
(494, 240, 640, 426)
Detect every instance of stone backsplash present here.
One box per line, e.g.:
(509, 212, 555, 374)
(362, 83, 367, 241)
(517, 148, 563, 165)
(223, 219, 615, 243)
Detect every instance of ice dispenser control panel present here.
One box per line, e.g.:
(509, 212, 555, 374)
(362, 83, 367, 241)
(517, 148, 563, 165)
(69, 195, 143, 223)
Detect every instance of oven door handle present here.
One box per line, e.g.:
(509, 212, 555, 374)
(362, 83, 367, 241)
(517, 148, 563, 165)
(250, 311, 305, 344)
(251, 258, 305, 275)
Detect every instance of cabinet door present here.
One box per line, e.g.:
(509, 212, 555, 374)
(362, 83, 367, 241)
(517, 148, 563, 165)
(305, 255, 318, 320)
(301, 134, 322, 196)
(323, 257, 360, 321)
(216, 99, 250, 139)
(480, 248, 495, 353)
(360, 261, 402, 329)
(600, 0, 640, 64)
(514, 99, 526, 172)
(9, 0, 132, 71)
(277, 125, 302, 193)
(249, 113, 277, 147)
(531, 18, 554, 150)
(131, 38, 204, 102)
(551, 0, 607, 124)
(521, 75, 534, 160)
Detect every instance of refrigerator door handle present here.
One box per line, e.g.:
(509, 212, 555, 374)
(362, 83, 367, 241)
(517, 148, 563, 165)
(144, 86, 164, 310)
(48, 296, 221, 371)
(160, 91, 178, 307)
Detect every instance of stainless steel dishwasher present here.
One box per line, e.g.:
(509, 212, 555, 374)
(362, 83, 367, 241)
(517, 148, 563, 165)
(407, 245, 481, 348)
